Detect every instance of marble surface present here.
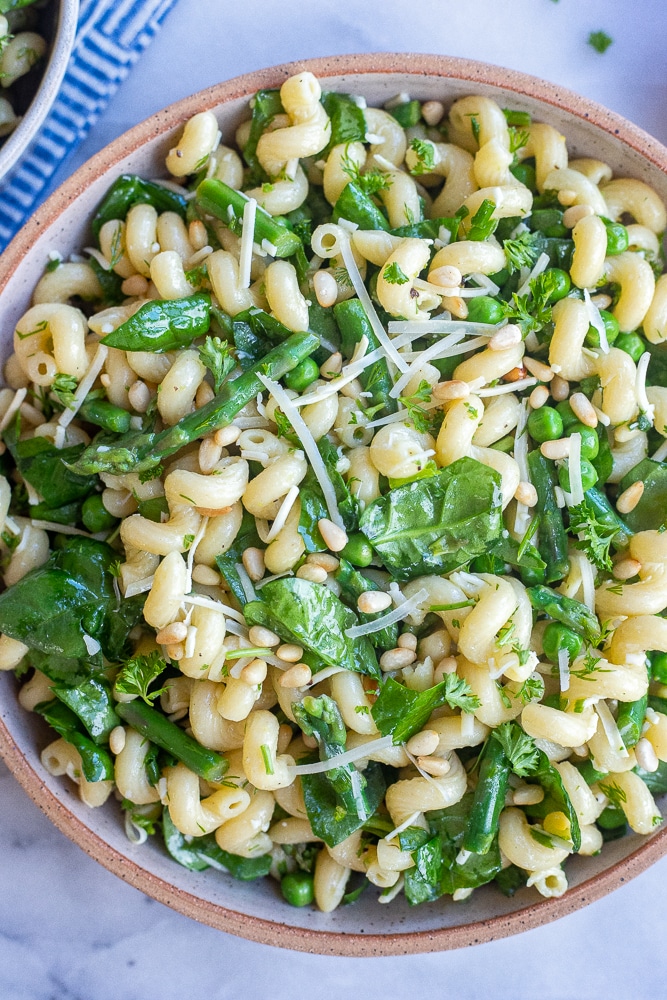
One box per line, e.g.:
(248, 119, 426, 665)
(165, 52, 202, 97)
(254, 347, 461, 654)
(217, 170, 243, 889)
(2, 0, 667, 995)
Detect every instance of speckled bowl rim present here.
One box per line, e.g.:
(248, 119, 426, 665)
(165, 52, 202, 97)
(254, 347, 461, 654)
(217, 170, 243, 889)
(2, 52, 667, 956)
(0, 0, 79, 181)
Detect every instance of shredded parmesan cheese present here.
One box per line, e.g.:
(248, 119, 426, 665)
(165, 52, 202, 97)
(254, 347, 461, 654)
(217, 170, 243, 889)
(635, 352, 655, 425)
(257, 373, 345, 528)
(30, 520, 97, 536)
(289, 735, 395, 775)
(584, 289, 609, 354)
(513, 399, 531, 536)
(0, 387, 27, 432)
(345, 588, 429, 638)
(389, 333, 465, 398)
(387, 319, 498, 336)
(57, 344, 109, 429)
(124, 576, 155, 598)
(238, 197, 257, 289)
(235, 561, 258, 604)
(264, 485, 300, 543)
(517, 251, 550, 297)
(558, 648, 571, 692)
(477, 378, 537, 397)
(596, 700, 629, 757)
(564, 431, 584, 506)
(83, 634, 101, 656)
(384, 810, 422, 842)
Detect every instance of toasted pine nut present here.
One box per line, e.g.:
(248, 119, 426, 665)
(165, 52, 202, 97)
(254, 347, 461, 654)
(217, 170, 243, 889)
(529, 384, 550, 409)
(248, 625, 280, 647)
(313, 269, 338, 308)
(557, 189, 578, 206)
(488, 324, 522, 351)
(421, 100, 445, 126)
(612, 558, 641, 581)
(214, 425, 241, 447)
(306, 553, 340, 573)
(550, 374, 570, 401)
(195, 381, 215, 408)
(340, 377, 364, 399)
(191, 564, 221, 586)
(616, 480, 645, 514)
(429, 264, 462, 289)
(277, 643, 304, 663)
(523, 356, 554, 382)
(296, 563, 328, 583)
(562, 204, 593, 228)
(241, 657, 268, 686)
(512, 785, 545, 806)
(434, 656, 458, 682)
(357, 591, 392, 614)
(100, 373, 111, 388)
(109, 725, 126, 755)
(189, 219, 208, 250)
(198, 436, 223, 473)
(540, 438, 570, 460)
(406, 729, 440, 757)
(442, 295, 468, 319)
(302, 733, 318, 749)
(503, 365, 528, 383)
(121, 274, 149, 297)
(514, 481, 538, 507)
(156, 621, 189, 645)
(317, 517, 348, 552)
(397, 632, 418, 651)
(128, 380, 151, 413)
(591, 293, 612, 310)
(380, 647, 417, 670)
(635, 737, 660, 773)
(417, 755, 451, 776)
(277, 723, 293, 754)
(165, 642, 185, 661)
(279, 662, 312, 688)
(320, 352, 342, 378)
(432, 379, 470, 402)
(569, 391, 598, 428)
(242, 546, 265, 581)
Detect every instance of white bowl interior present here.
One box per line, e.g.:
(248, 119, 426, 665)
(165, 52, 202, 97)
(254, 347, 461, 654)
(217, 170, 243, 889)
(1, 59, 666, 952)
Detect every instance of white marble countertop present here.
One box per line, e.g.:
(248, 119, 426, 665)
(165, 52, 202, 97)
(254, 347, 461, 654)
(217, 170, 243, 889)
(2, 0, 667, 996)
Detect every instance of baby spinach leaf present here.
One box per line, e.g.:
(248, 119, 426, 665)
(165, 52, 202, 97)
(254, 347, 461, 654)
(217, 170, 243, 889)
(4, 421, 97, 509)
(335, 298, 397, 416)
(0, 537, 144, 660)
(88, 256, 125, 306)
(215, 509, 262, 606)
(359, 456, 503, 581)
(92, 175, 187, 239)
(162, 809, 274, 879)
(35, 700, 114, 782)
(300, 762, 386, 848)
(244, 577, 380, 679)
(162, 809, 209, 871)
(26, 649, 102, 686)
(372, 675, 480, 745)
(528, 751, 581, 851)
(618, 458, 667, 532)
(101, 293, 211, 352)
(52, 677, 119, 744)
(494, 864, 527, 897)
(404, 793, 502, 905)
(243, 89, 284, 183)
(321, 92, 366, 152)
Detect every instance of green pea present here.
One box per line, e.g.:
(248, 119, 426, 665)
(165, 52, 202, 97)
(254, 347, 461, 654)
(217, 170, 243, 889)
(616, 332, 646, 363)
(281, 871, 315, 907)
(555, 400, 579, 431)
(558, 458, 598, 493)
(340, 532, 374, 567)
(585, 309, 620, 348)
(510, 162, 536, 191)
(527, 406, 564, 443)
(519, 565, 546, 587)
(544, 268, 571, 303)
(284, 357, 320, 392)
(604, 220, 629, 255)
(650, 652, 667, 684)
(466, 295, 505, 325)
(542, 622, 583, 663)
(569, 422, 599, 460)
(81, 494, 117, 533)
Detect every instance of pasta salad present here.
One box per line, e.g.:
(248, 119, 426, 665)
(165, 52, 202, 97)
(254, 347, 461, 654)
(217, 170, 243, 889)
(2, 70, 667, 913)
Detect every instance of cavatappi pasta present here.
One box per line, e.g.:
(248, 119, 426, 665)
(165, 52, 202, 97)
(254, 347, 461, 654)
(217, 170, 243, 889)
(0, 1, 50, 144)
(3, 71, 667, 913)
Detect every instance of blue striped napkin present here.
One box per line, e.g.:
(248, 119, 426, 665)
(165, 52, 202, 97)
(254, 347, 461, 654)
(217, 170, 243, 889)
(0, 0, 178, 252)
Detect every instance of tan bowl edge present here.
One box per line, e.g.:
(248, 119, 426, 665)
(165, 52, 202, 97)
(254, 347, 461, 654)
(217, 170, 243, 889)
(2, 51, 667, 955)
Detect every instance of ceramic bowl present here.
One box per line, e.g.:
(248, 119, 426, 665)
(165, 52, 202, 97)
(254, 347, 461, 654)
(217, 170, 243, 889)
(1, 53, 666, 956)
(0, 0, 79, 181)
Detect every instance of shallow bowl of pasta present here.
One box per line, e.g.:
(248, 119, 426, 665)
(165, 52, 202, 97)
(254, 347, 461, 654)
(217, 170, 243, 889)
(0, 0, 79, 180)
(1, 53, 667, 955)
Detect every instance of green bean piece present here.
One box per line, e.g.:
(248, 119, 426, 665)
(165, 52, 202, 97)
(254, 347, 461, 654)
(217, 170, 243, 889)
(527, 585, 601, 645)
(542, 622, 583, 663)
(196, 179, 302, 258)
(68, 331, 320, 475)
(78, 396, 132, 434)
(527, 449, 570, 583)
(116, 700, 228, 782)
(100, 293, 211, 353)
(463, 738, 511, 855)
(333, 182, 391, 231)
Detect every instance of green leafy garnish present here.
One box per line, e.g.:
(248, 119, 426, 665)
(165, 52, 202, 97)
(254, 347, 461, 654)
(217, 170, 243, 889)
(51, 373, 78, 410)
(197, 335, 235, 393)
(383, 261, 409, 285)
(491, 722, 540, 777)
(115, 650, 168, 705)
(408, 138, 436, 175)
(588, 30, 613, 53)
(503, 231, 541, 273)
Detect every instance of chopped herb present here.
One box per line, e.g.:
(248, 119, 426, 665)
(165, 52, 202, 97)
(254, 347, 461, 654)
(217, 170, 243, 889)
(491, 721, 540, 776)
(51, 373, 78, 410)
(408, 138, 436, 175)
(260, 743, 274, 775)
(198, 335, 235, 393)
(383, 261, 410, 285)
(115, 651, 168, 705)
(588, 30, 613, 54)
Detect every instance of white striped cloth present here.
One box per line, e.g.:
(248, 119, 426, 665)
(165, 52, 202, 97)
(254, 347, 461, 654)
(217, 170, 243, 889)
(0, 0, 178, 252)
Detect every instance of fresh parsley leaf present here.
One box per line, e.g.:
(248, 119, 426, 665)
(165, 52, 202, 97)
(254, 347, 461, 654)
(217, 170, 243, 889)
(51, 373, 78, 410)
(383, 261, 410, 285)
(588, 30, 613, 54)
(408, 138, 436, 176)
(491, 722, 540, 777)
(197, 335, 235, 393)
(503, 231, 541, 273)
(568, 499, 617, 571)
(340, 149, 391, 197)
(508, 127, 530, 156)
(115, 650, 168, 704)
